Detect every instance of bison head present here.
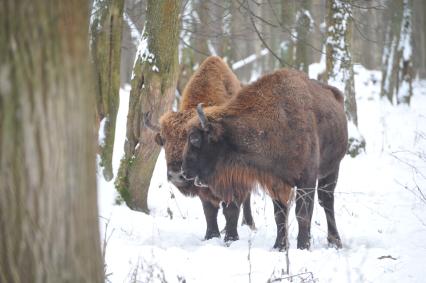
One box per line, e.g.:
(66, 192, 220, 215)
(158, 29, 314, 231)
(182, 104, 226, 187)
(145, 111, 193, 189)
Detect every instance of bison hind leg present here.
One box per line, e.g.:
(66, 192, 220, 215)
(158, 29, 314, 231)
(272, 199, 289, 251)
(318, 168, 342, 249)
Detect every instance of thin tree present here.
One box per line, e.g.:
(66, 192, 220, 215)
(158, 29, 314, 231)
(116, 0, 182, 212)
(295, 0, 313, 73)
(90, 0, 125, 180)
(325, 0, 365, 157)
(0, 1, 103, 282)
(380, 0, 413, 105)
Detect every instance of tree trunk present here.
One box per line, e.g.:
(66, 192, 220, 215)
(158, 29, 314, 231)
(380, 0, 413, 104)
(412, 0, 426, 78)
(295, 0, 313, 73)
(116, 0, 182, 212)
(90, 0, 125, 181)
(281, 0, 296, 67)
(380, 0, 403, 103)
(0, 1, 103, 282)
(396, 0, 413, 104)
(325, 0, 365, 157)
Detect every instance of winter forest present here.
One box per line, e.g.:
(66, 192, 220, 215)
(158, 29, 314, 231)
(1, 0, 426, 282)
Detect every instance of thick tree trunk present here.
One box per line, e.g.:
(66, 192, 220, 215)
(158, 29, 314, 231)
(116, 0, 181, 212)
(325, 0, 365, 157)
(0, 1, 103, 282)
(90, 0, 125, 181)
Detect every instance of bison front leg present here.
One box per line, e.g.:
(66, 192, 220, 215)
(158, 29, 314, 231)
(318, 168, 342, 249)
(273, 200, 289, 251)
(200, 199, 220, 240)
(241, 194, 255, 230)
(222, 201, 240, 242)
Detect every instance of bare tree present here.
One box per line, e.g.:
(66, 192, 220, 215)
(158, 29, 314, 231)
(395, 0, 413, 104)
(295, 0, 313, 73)
(325, 0, 366, 157)
(0, 1, 103, 282)
(116, 0, 182, 212)
(381, 0, 414, 104)
(90, 0, 125, 180)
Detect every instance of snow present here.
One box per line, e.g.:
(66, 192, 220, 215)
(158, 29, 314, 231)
(98, 117, 108, 147)
(399, 0, 412, 61)
(98, 68, 426, 282)
(326, 0, 353, 92)
(232, 49, 269, 71)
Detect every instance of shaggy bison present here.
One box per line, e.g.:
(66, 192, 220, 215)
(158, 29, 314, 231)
(150, 56, 255, 242)
(181, 68, 348, 250)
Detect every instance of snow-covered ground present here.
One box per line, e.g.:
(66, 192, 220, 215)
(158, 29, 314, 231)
(98, 67, 426, 283)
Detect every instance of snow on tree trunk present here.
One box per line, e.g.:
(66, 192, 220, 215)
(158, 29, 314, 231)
(396, 0, 413, 104)
(325, 0, 365, 157)
(90, 0, 125, 181)
(0, 1, 103, 282)
(380, 0, 413, 105)
(116, 0, 182, 212)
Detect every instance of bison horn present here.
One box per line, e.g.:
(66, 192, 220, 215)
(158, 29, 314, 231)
(196, 103, 208, 130)
(143, 111, 160, 132)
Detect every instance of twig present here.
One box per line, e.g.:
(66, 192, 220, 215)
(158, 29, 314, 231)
(244, 0, 288, 67)
(248, 235, 252, 283)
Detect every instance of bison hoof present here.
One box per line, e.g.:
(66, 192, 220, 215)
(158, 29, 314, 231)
(297, 237, 311, 250)
(224, 233, 239, 243)
(204, 230, 220, 240)
(327, 235, 342, 249)
(273, 242, 289, 252)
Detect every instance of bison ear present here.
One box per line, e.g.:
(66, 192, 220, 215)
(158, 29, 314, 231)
(155, 133, 164, 146)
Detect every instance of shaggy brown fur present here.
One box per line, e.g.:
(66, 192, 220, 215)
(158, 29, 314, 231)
(182, 68, 348, 250)
(179, 57, 241, 110)
(158, 56, 241, 199)
(156, 56, 254, 241)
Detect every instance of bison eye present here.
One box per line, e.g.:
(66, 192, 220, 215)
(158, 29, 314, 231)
(155, 133, 164, 146)
(189, 132, 202, 148)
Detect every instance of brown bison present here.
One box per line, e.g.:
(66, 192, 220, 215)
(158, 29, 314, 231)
(150, 56, 255, 242)
(181, 68, 348, 250)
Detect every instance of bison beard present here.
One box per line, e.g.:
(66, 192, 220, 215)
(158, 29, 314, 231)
(152, 56, 255, 242)
(182, 68, 348, 250)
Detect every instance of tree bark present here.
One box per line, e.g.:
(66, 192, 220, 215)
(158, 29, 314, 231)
(325, 0, 365, 157)
(116, 0, 182, 212)
(90, 0, 125, 181)
(380, 0, 403, 102)
(281, 0, 296, 66)
(295, 0, 313, 73)
(380, 0, 413, 104)
(0, 1, 103, 282)
(396, 0, 413, 104)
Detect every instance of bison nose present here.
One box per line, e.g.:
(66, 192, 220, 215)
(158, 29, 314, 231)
(181, 170, 193, 181)
(168, 170, 187, 182)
